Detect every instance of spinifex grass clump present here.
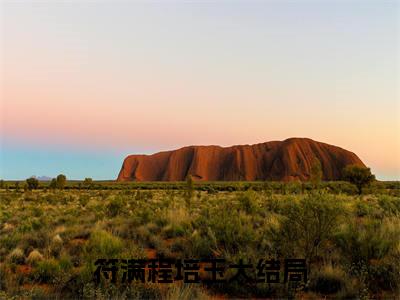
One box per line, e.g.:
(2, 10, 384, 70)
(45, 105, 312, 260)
(7, 248, 25, 265)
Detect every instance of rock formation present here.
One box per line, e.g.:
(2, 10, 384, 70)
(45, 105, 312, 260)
(117, 138, 365, 181)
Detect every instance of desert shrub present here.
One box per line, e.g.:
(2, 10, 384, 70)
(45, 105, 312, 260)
(0, 234, 20, 252)
(83, 178, 93, 188)
(310, 158, 323, 188)
(25, 287, 51, 299)
(263, 195, 282, 213)
(85, 230, 124, 259)
(154, 215, 169, 228)
(335, 221, 394, 267)
(170, 239, 186, 253)
(8, 248, 25, 264)
(62, 225, 91, 241)
(146, 222, 160, 235)
(26, 177, 39, 190)
(134, 206, 153, 225)
(135, 190, 150, 201)
(147, 234, 163, 250)
(143, 190, 154, 200)
(1, 222, 15, 233)
(129, 225, 151, 244)
(106, 197, 125, 217)
(50, 234, 63, 257)
(18, 218, 43, 233)
(285, 181, 302, 194)
(189, 230, 218, 257)
(19, 230, 49, 251)
(274, 193, 344, 262)
(33, 259, 61, 283)
(367, 263, 399, 293)
(207, 186, 217, 194)
(68, 241, 86, 267)
(356, 201, 371, 217)
(326, 181, 359, 195)
(26, 249, 44, 266)
(310, 266, 346, 294)
(354, 199, 384, 219)
(191, 207, 253, 256)
(44, 193, 58, 204)
(31, 206, 44, 217)
(335, 218, 400, 295)
(378, 195, 400, 216)
(0, 194, 13, 205)
(79, 194, 90, 207)
(342, 165, 375, 195)
(237, 191, 258, 213)
(24, 193, 37, 202)
(56, 174, 67, 189)
(162, 224, 185, 239)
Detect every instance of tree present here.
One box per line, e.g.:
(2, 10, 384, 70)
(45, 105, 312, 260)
(56, 174, 67, 189)
(26, 177, 39, 190)
(342, 165, 375, 195)
(49, 178, 57, 189)
(310, 157, 323, 188)
(83, 177, 93, 188)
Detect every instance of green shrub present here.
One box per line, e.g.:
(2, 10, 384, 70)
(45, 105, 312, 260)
(189, 230, 217, 257)
(26, 177, 39, 190)
(106, 197, 125, 217)
(33, 259, 61, 283)
(378, 195, 400, 216)
(336, 221, 393, 266)
(79, 194, 91, 207)
(19, 230, 49, 250)
(356, 201, 371, 217)
(237, 191, 257, 213)
(162, 224, 185, 238)
(170, 239, 186, 253)
(58, 254, 73, 271)
(275, 193, 344, 261)
(85, 230, 124, 259)
(8, 248, 25, 264)
(56, 174, 67, 189)
(342, 165, 375, 195)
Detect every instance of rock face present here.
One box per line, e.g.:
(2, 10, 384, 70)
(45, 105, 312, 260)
(117, 138, 366, 182)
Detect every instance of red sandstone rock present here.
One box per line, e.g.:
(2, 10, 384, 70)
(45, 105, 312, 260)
(117, 138, 365, 181)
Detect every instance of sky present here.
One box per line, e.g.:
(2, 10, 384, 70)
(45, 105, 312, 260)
(1, 0, 399, 180)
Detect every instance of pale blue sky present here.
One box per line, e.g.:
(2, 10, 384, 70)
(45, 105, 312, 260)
(1, 0, 399, 180)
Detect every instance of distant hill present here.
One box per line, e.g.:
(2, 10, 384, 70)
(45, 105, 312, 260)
(117, 138, 366, 182)
(31, 176, 53, 181)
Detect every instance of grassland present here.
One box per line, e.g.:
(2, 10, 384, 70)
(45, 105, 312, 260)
(0, 181, 399, 299)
